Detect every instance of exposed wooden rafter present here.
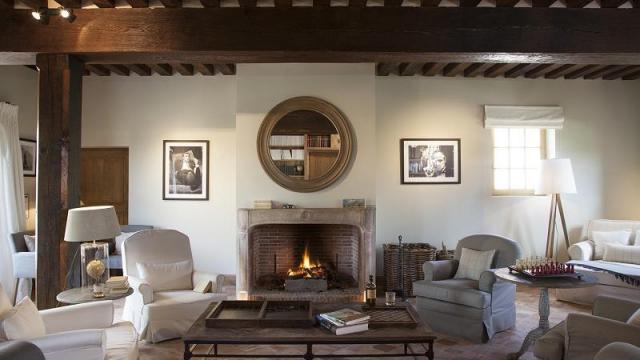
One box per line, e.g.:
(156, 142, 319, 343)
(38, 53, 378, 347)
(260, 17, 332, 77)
(55, 0, 81, 8)
(194, 63, 216, 75)
(464, 63, 493, 77)
(172, 63, 194, 75)
(398, 62, 424, 76)
(103, 64, 130, 76)
(214, 63, 236, 75)
(376, 63, 397, 76)
(126, 0, 149, 7)
(542, 64, 582, 78)
(0, 0, 14, 9)
(148, 63, 173, 76)
(126, 64, 151, 76)
(504, 63, 539, 78)
(603, 65, 640, 80)
(199, 0, 219, 6)
(423, 63, 447, 76)
(85, 64, 110, 76)
(523, 64, 560, 78)
(442, 62, 470, 77)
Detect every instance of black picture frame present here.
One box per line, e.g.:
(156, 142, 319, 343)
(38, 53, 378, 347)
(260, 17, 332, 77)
(163, 140, 210, 200)
(400, 138, 461, 185)
(19, 138, 37, 177)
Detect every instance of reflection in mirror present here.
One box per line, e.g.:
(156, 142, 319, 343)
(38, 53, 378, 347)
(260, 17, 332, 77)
(269, 110, 341, 180)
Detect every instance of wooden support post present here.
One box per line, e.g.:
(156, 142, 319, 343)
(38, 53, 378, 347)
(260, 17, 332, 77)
(36, 54, 83, 309)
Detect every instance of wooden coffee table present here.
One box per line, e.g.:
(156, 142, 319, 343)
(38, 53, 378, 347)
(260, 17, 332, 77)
(495, 267, 597, 360)
(183, 302, 436, 360)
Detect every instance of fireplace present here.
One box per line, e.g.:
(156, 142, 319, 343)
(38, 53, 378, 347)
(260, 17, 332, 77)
(237, 208, 375, 303)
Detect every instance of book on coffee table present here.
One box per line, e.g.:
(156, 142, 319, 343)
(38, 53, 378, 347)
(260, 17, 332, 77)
(318, 308, 370, 326)
(317, 316, 368, 335)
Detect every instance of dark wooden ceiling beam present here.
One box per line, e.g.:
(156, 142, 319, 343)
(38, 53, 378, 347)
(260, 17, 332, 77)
(0, 0, 14, 9)
(564, 64, 603, 79)
(103, 64, 130, 76)
(423, 62, 447, 76)
(376, 63, 397, 76)
(523, 63, 558, 78)
(633, 0, 639, 7)
(85, 64, 110, 76)
(485, 63, 518, 77)
(538, 64, 579, 78)
(214, 64, 236, 75)
(159, 0, 182, 7)
(464, 63, 493, 77)
(531, 0, 556, 6)
(18, 0, 45, 8)
(313, 0, 331, 6)
(442, 62, 470, 77)
(127, 0, 149, 7)
(421, 0, 441, 5)
(194, 63, 216, 75)
(349, 0, 367, 7)
(385, 0, 403, 6)
(275, 0, 292, 7)
(596, 0, 626, 7)
(55, 0, 81, 8)
(495, 0, 519, 6)
(238, 0, 257, 7)
(149, 63, 173, 76)
(200, 0, 219, 6)
(398, 62, 424, 76)
(622, 70, 640, 80)
(3, 8, 640, 65)
(92, 0, 115, 7)
(602, 65, 640, 80)
(505, 63, 539, 78)
(459, 0, 481, 6)
(583, 64, 626, 79)
(172, 63, 194, 75)
(126, 64, 151, 76)
(562, 0, 591, 7)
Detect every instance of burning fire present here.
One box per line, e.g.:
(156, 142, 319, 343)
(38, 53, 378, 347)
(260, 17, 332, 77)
(287, 245, 325, 279)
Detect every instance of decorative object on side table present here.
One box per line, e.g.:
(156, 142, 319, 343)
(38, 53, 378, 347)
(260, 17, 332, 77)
(535, 158, 577, 258)
(495, 267, 597, 360)
(163, 140, 209, 200)
(64, 205, 121, 298)
(56, 286, 133, 304)
(400, 138, 461, 184)
(19, 138, 37, 177)
(342, 198, 366, 208)
(510, 257, 578, 279)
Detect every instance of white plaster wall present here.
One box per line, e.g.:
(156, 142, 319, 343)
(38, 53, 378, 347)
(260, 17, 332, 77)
(235, 64, 377, 209)
(81, 75, 238, 274)
(0, 66, 38, 230)
(375, 76, 640, 263)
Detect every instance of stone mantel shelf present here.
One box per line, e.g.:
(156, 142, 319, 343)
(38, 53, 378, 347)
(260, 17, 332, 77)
(236, 207, 376, 294)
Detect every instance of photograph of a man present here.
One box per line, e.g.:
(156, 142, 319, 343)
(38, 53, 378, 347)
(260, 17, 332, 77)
(163, 140, 209, 200)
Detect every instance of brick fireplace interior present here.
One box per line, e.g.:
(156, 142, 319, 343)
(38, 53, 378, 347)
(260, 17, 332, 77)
(249, 223, 362, 302)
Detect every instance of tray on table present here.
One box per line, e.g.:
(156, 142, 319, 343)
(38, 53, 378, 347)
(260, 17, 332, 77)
(205, 300, 314, 328)
(508, 266, 583, 280)
(360, 305, 420, 329)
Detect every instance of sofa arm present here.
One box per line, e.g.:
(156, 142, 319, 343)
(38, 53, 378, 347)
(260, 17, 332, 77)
(478, 270, 497, 293)
(595, 342, 640, 360)
(422, 260, 458, 281)
(567, 241, 594, 261)
(565, 313, 640, 359)
(593, 296, 640, 322)
(12, 252, 36, 279)
(129, 276, 153, 305)
(40, 301, 113, 334)
(28, 329, 105, 360)
(216, 274, 236, 295)
(192, 271, 219, 293)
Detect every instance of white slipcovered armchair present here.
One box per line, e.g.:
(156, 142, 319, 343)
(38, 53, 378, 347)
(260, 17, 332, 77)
(121, 229, 235, 343)
(0, 283, 138, 360)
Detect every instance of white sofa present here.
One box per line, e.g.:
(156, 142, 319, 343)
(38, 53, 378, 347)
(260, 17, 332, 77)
(0, 283, 138, 360)
(121, 229, 235, 343)
(557, 219, 640, 304)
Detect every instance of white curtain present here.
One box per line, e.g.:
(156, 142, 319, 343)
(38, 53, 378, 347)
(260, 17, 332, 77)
(0, 102, 27, 302)
(484, 105, 565, 129)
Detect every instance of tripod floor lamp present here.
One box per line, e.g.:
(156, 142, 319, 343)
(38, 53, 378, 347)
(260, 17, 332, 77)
(535, 159, 577, 259)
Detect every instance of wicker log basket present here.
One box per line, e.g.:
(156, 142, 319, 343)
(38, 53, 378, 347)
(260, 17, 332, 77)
(383, 243, 436, 297)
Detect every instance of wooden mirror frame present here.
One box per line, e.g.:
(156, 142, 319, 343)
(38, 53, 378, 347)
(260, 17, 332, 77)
(257, 96, 355, 193)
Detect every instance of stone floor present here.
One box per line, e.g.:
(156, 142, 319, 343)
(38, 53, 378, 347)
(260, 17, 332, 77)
(115, 286, 590, 360)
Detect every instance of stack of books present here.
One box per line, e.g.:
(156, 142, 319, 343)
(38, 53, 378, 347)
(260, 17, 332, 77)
(317, 308, 370, 335)
(106, 276, 129, 295)
(254, 200, 273, 209)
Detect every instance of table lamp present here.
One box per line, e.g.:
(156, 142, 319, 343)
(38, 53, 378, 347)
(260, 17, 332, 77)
(64, 205, 121, 297)
(535, 159, 577, 259)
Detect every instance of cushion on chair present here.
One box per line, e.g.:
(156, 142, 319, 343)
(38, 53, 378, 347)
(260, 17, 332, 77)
(592, 231, 632, 260)
(136, 259, 193, 291)
(0, 297, 46, 340)
(603, 244, 640, 265)
(628, 308, 640, 327)
(533, 321, 565, 360)
(413, 279, 490, 309)
(454, 248, 496, 280)
(105, 321, 138, 360)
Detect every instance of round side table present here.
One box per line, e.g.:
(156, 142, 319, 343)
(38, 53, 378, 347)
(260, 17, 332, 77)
(495, 267, 597, 360)
(56, 287, 133, 305)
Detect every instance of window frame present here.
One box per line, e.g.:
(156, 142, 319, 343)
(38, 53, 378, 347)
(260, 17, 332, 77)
(492, 128, 549, 196)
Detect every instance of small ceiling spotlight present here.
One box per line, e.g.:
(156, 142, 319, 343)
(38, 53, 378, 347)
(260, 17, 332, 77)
(59, 7, 76, 23)
(31, 8, 49, 24)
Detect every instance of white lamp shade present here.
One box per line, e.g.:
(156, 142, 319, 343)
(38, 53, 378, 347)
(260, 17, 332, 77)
(64, 205, 121, 242)
(535, 158, 577, 195)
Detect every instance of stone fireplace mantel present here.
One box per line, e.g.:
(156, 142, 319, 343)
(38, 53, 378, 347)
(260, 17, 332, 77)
(236, 207, 376, 295)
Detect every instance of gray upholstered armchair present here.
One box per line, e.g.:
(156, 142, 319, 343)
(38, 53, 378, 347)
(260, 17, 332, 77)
(413, 234, 521, 343)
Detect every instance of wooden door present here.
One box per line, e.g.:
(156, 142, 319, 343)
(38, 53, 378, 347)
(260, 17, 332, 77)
(81, 148, 129, 225)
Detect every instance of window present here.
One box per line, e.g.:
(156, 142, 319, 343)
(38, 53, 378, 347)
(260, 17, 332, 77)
(493, 128, 550, 195)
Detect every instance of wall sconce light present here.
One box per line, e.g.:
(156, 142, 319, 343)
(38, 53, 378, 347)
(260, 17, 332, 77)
(31, 7, 76, 24)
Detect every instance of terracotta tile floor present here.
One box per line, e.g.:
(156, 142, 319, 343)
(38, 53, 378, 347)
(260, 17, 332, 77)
(115, 286, 590, 360)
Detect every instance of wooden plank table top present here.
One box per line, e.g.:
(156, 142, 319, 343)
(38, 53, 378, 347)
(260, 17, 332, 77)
(184, 301, 436, 344)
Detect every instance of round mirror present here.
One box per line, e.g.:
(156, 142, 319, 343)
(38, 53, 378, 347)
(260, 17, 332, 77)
(257, 97, 354, 193)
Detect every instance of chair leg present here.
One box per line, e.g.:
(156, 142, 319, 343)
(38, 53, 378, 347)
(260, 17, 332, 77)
(14, 278, 19, 305)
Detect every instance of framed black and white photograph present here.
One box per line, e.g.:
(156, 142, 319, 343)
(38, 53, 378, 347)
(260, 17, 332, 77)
(401, 138, 461, 184)
(20, 139, 36, 177)
(163, 140, 209, 200)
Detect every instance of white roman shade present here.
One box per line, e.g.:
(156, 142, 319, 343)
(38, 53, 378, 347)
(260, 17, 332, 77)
(484, 105, 564, 129)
